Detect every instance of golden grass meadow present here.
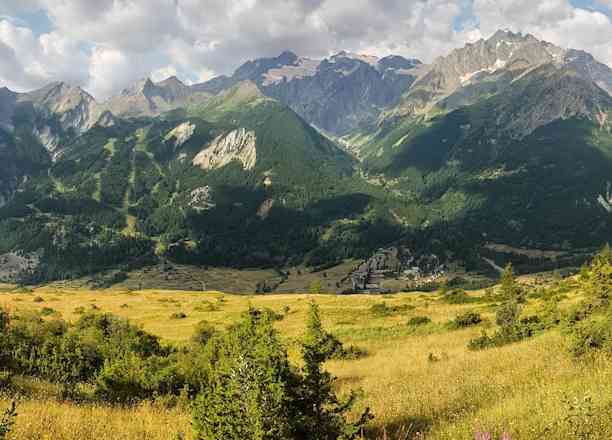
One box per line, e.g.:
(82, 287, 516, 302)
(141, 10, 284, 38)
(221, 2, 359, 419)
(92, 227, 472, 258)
(0, 272, 611, 440)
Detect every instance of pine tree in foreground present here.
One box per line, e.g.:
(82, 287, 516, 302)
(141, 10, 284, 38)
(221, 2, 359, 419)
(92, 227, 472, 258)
(191, 305, 372, 440)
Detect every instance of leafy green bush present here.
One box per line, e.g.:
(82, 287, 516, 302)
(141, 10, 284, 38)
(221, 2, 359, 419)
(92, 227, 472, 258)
(407, 316, 431, 326)
(0, 311, 165, 384)
(468, 315, 544, 351)
(568, 315, 612, 357)
(40, 307, 56, 316)
(94, 354, 182, 403)
(191, 321, 217, 346)
(450, 311, 482, 329)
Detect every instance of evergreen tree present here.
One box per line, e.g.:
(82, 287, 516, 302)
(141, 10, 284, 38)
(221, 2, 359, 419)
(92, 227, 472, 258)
(295, 302, 372, 440)
(192, 309, 295, 440)
(191, 305, 372, 440)
(500, 263, 525, 302)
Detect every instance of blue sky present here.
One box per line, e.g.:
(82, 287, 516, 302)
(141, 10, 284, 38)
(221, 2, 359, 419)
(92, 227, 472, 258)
(0, 0, 611, 99)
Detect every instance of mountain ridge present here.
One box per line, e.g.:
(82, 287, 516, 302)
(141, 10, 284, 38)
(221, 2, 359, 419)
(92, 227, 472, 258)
(0, 29, 611, 284)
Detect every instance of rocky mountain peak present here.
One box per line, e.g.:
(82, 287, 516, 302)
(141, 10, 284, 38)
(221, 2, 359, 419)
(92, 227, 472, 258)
(377, 55, 422, 72)
(234, 51, 302, 82)
(277, 50, 299, 65)
(120, 77, 155, 97)
(94, 110, 117, 128)
(330, 51, 379, 66)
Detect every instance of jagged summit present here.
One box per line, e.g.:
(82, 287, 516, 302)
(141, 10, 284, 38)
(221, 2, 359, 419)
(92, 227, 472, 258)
(119, 77, 155, 96)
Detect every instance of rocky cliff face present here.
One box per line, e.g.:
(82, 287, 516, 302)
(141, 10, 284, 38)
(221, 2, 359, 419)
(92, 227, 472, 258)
(193, 128, 257, 171)
(101, 76, 210, 118)
(385, 30, 612, 137)
(195, 51, 422, 135)
(394, 30, 565, 115)
(0, 82, 100, 156)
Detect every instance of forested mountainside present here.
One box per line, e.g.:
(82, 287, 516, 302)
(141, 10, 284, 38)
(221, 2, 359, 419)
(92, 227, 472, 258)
(0, 30, 610, 283)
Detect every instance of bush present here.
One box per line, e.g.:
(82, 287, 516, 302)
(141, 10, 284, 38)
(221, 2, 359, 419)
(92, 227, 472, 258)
(442, 289, 480, 304)
(33, 296, 44, 303)
(568, 316, 612, 357)
(170, 312, 187, 320)
(370, 301, 413, 317)
(40, 307, 56, 316)
(499, 263, 526, 302)
(0, 401, 16, 440)
(0, 371, 11, 391)
(468, 315, 544, 351)
(191, 321, 217, 346)
(450, 311, 482, 329)
(94, 354, 181, 403)
(496, 301, 521, 327)
(407, 316, 431, 326)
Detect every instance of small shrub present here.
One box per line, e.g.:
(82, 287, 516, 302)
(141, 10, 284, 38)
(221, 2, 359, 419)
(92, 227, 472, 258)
(468, 315, 544, 351)
(332, 344, 368, 360)
(120, 304, 129, 309)
(191, 321, 217, 346)
(33, 296, 44, 303)
(407, 316, 431, 326)
(95, 354, 181, 403)
(370, 302, 392, 316)
(170, 312, 187, 320)
(568, 317, 612, 357)
(262, 308, 284, 322)
(0, 401, 16, 440)
(468, 330, 494, 350)
(0, 371, 11, 390)
(370, 302, 413, 317)
(496, 301, 521, 327)
(442, 289, 480, 304)
(450, 311, 482, 329)
(427, 353, 440, 363)
(74, 306, 86, 314)
(40, 307, 56, 316)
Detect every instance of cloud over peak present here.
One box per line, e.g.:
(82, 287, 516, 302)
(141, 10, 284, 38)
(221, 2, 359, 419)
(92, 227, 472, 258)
(1, 0, 611, 100)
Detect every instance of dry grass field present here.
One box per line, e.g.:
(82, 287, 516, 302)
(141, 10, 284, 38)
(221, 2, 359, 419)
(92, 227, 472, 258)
(0, 275, 611, 439)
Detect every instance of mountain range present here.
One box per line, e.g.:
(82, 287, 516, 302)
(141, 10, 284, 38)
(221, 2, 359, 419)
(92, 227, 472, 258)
(0, 29, 611, 283)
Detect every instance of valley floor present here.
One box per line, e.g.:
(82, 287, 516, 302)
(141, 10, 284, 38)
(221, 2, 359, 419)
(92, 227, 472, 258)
(0, 276, 611, 439)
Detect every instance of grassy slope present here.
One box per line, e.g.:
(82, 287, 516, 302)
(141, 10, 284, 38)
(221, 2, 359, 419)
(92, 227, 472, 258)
(1, 274, 611, 439)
